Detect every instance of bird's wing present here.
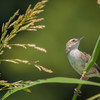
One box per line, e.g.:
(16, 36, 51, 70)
(80, 52, 90, 63)
(80, 51, 100, 73)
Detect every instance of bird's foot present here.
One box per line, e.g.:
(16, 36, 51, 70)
(74, 88, 82, 96)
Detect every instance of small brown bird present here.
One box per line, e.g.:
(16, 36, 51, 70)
(66, 37, 100, 77)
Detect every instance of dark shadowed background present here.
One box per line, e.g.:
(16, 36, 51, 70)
(0, 0, 100, 100)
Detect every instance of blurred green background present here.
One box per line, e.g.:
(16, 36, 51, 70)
(0, 0, 100, 100)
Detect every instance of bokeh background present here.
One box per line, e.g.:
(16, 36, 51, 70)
(0, 0, 100, 100)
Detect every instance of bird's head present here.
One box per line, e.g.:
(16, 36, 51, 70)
(66, 37, 84, 53)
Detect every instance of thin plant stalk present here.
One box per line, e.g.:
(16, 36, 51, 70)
(72, 35, 100, 100)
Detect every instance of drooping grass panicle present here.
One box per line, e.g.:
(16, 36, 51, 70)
(0, 79, 32, 92)
(34, 64, 53, 73)
(0, 0, 53, 98)
(0, 59, 30, 64)
(6, 44, 47, 53)
(0, 58, 53, 74)
(1, 10, 19, 41)
(0, 0, 47, 52)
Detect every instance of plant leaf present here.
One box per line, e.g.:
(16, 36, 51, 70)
(23, 88, 31, 93)
(86, 93, 100, 100)
(1, 77, 100, 100)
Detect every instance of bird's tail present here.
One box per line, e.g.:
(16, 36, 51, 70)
(86, 73, 100, 78)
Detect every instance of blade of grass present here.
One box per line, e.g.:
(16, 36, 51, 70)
(86, 93, 100, 100)
(1, 77, 100, 100)
(84, 35, 100, 72)
(72, 35, 100, 100)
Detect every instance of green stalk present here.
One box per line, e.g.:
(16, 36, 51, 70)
(72, 35, 100, 100)
(0, 42, 5, 52)
(84, 35, 100, 72)
(72, 84, 82, 100)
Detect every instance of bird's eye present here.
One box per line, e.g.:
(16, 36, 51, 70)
(72, 40, 76, 42)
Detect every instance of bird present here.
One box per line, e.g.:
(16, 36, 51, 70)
(66, 37, 100, 78)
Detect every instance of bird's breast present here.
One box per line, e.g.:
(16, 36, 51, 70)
(67, 49, 85, 74)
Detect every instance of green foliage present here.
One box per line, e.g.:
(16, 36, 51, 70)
(86, 93, 100, 100)
(23, 88, 31, 93)
(0, 0, 100, 100)
(0, 0, 53, 96)
(72, 36, 100, 100)
(1, 77, 100, 100)
(0, 0, 47, 52)
(84, 35, 100, 73)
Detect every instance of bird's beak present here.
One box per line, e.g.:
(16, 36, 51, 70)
(77, 37, 84, 42)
